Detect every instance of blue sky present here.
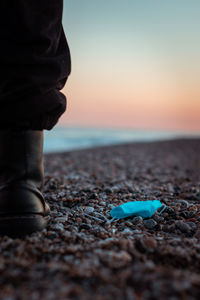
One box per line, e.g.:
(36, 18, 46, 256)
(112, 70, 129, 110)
(60, 0, 200, 131)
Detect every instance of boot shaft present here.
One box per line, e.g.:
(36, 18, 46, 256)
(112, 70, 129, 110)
(0, 130, 44, 189)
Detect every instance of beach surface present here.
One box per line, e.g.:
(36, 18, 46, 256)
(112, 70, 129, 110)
(0, 139, 200, 299)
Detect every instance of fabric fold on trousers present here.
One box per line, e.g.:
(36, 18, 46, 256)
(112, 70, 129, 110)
(0, 0, 71, 130)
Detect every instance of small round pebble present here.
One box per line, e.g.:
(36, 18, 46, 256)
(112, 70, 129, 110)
(79, 223, 92, 230)
(143, 219, 157, 229)
(186, 222, 197, 231)
(132, 216, 143, 225)
(54, 223, 64, 231)
(84, 206, 95, 213)
(165, 206, 176, 215)
(122, 228, 133, 235)
(176, 221, 191, 233)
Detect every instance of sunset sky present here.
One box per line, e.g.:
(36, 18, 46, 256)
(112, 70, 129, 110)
(60, 0, 200, 131)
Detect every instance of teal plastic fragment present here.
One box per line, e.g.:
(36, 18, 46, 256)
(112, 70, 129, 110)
(110, 200, 162, 219)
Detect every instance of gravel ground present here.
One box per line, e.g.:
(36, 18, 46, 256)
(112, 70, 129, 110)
(0, 139, 200, 300)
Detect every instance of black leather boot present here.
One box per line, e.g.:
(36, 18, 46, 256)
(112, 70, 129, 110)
(0, 130, 50, 237)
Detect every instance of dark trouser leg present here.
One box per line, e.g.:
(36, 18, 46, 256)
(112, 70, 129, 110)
(0, 0, 71, 130)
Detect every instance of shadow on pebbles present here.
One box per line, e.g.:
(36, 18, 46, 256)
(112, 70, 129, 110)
(0, 139, 200, 299)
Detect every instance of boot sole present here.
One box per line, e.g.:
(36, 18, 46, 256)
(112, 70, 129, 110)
(0, 214, 50, 238)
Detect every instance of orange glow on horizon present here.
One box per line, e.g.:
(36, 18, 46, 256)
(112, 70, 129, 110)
(61, 0, 200, 132)
(59, 68, 200, 132)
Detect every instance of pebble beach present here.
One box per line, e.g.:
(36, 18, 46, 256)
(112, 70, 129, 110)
(0, 139, 200, 299)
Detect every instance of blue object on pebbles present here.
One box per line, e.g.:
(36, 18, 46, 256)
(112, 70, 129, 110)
(110, 200, 162, 219)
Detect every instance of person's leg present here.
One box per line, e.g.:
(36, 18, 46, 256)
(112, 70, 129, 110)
(0, 0, 71, 236)
(0, 0, 71, 130)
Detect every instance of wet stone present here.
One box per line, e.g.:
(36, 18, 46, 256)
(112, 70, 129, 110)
(136, 237, 157, 253)
(179, 211, 189, 219)
(132, 216, 143, 225)
(176, 221, 191, 233)
(167, 224, 176, 232)
(186, 222, 197, 231)
(125, 221, 133, 227)
(177, 200, 189, 210)
(122, 228, 133, 235)
(54, 223, 64, 232)
(188, 211, 197, 218)
(153, 215, 164, 223)
(165, 206, 176, 215)
(84, 206, 95, 213)
(46, 231, 58, 240)
(194, 229, 200, 238)
(79, 223, 92, 231)
(108, 204, 115, 210)
(98, 250, 132, 268)
(89, 193, 98, 199)
(104, 187, 113, 194)
(55, 216, 68, 223)
(143, 219, 157, 229)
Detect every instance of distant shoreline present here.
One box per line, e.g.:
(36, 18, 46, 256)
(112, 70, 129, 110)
(44, 127, 200, 153)
(44, 137, 200, 155)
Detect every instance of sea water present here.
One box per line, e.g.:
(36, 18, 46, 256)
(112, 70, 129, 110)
(43, 127, 200, 153)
